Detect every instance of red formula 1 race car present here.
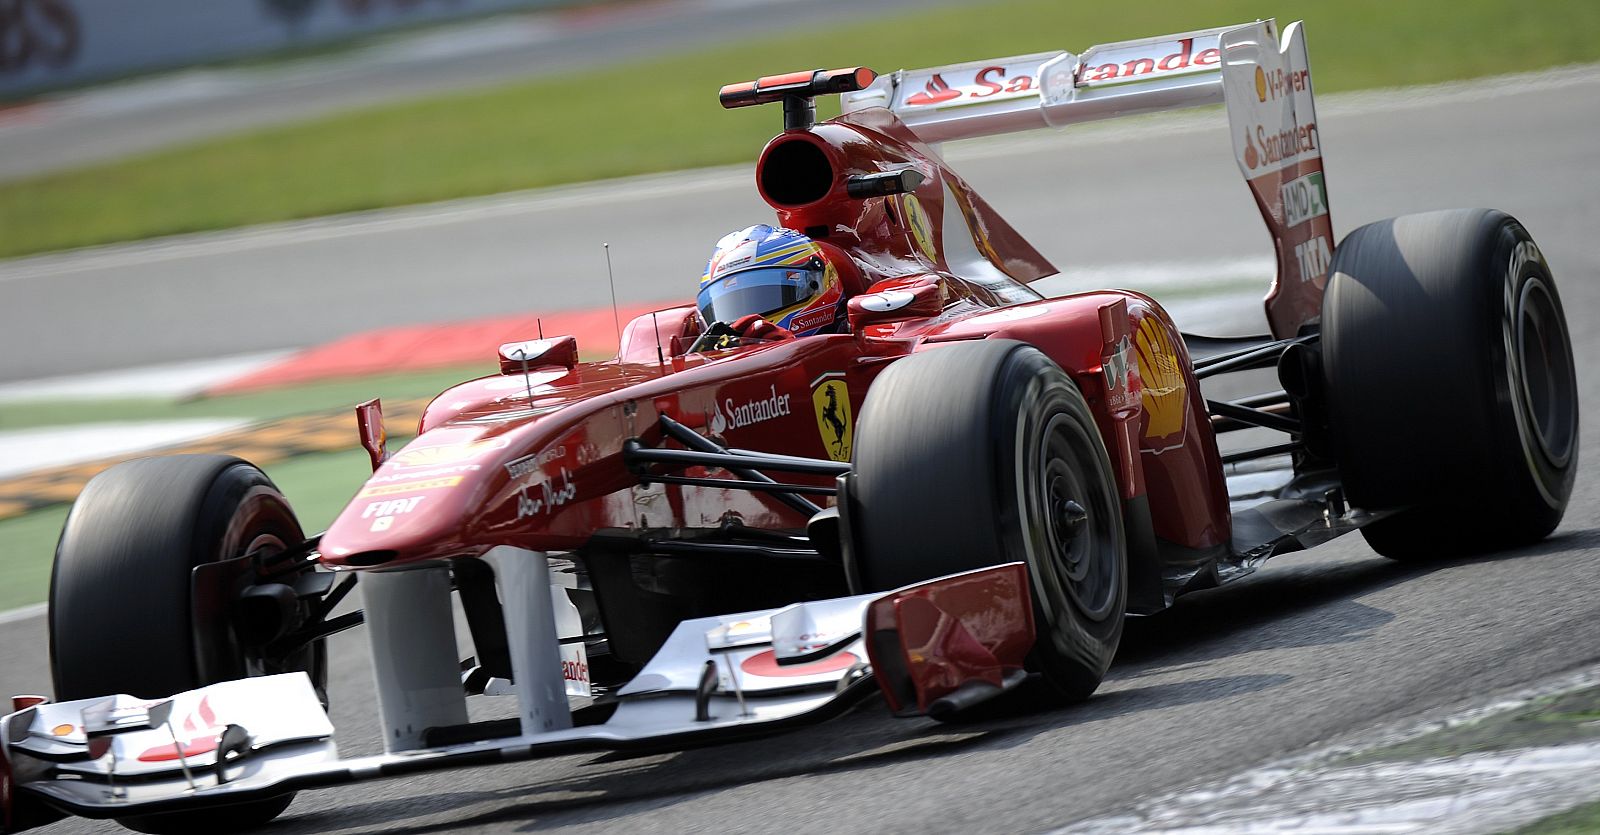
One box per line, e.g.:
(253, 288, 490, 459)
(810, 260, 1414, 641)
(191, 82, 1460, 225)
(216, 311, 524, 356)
(2, 19, 1578, 834)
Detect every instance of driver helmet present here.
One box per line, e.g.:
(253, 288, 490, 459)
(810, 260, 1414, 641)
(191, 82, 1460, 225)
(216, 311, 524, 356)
(697, 225, 847, 337)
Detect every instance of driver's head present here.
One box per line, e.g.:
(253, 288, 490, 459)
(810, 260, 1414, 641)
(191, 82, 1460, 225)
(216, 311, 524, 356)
(697, 225, 852, 337)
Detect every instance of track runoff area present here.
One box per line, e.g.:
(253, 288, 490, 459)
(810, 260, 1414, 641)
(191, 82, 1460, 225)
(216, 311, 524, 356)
(0, 291, 677, 516)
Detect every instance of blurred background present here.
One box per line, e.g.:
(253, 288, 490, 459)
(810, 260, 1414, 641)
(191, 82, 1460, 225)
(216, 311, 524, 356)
(4, 2, 1600, 833)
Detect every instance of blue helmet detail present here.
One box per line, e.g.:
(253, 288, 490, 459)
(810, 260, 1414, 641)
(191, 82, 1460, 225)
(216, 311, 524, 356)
(697, 225, 843, 337)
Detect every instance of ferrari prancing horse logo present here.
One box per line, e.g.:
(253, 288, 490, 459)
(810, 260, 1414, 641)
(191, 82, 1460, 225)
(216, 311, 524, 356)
(811, 374, 853, 462)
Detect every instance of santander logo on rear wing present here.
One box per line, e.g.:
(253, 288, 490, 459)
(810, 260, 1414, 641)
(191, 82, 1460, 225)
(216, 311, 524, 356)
(842, 20, 1334, 339)
(880, 30, 1226, 114)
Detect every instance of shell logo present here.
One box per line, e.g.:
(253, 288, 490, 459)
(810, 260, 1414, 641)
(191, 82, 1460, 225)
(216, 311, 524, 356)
(1134, 318, 1187, 443)
(1255, 65, 1268, 102)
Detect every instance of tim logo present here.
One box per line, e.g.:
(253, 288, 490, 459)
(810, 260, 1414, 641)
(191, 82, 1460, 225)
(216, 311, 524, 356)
(811, 375, 853, 462)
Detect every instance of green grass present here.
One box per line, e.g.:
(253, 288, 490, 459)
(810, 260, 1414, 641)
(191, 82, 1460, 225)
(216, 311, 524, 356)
(268, 444, 399, 533)
(0, 363, 489, 432)
(1513, 800, 1600, 834)
(0, 444, 396, 610)
(0, 506, 68, 610)
(3, 0, 1599, 258)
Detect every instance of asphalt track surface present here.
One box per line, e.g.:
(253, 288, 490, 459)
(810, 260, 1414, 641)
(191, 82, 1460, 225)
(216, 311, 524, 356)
(2, 71, 1599, 832)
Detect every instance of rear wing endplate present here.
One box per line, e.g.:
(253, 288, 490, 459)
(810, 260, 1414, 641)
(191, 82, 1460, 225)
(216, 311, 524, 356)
(843, 20, 1335, 338)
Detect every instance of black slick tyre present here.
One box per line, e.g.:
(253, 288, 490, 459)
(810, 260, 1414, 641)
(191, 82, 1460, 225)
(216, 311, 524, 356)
(49, 454, 313, 833)
(1322, 209, 1578, 559)
(851, 340, 1127, 706)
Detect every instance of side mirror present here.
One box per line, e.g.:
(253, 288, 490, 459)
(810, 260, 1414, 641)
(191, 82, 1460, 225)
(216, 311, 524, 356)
(847, 278, 944, 331)
(498, 335, 578, 375)
(845, 168, 925, 199)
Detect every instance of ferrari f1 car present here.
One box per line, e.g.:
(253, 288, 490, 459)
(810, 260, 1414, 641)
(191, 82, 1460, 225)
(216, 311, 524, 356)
(2, 18, 1578, 833)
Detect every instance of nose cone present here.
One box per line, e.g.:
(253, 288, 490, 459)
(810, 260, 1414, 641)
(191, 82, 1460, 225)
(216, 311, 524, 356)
(319, 430, 511, 568)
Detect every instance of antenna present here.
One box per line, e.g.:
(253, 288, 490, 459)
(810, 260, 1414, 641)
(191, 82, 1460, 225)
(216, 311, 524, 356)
(519, 347, 534, 404)
(603, 243, 621, 353)
(650, 311, 665, 369)
(525, 319, 543, 400)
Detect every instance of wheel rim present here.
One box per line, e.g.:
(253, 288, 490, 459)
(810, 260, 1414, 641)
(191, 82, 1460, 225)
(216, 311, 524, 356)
(219, 489, 295, 562)
(1035, 413, 1120, 622)
(1514, 277, 1577, 469)
(216, 488, 305, 679)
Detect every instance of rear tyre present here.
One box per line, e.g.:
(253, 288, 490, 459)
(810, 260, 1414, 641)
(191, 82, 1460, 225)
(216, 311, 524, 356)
(1322, 209, 1578, 559)
(851, 340, 1126, 707)
(50, 455, 315, 833)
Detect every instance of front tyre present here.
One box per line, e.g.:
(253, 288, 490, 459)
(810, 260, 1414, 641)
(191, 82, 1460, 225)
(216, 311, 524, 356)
(1322, 209, 1578, 559)
(50, 455, 315, 833)
(851, 340, 1127, 704)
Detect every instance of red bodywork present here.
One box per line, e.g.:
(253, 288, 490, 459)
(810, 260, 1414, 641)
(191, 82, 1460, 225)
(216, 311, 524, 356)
(318, 107, 1232, 577)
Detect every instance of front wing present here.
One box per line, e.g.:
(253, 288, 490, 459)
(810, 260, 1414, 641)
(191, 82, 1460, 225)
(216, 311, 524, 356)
(1, 563, 1032, 829)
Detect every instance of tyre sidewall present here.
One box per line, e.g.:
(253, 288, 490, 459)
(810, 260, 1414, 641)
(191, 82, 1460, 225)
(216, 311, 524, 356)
(1486, 225, 1576, 532)
(995, 349, 1126, 690)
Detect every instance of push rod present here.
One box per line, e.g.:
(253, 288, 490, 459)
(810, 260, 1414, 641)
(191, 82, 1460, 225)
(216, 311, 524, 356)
(654, 417, 825, 516)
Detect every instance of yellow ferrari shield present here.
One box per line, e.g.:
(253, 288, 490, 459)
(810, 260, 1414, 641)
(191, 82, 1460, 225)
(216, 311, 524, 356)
(901, 194, 938, 262)
(811, 376, 853, 462)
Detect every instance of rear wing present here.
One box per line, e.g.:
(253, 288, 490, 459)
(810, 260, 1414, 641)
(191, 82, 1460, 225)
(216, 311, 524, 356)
(842, 20, 1334, 338)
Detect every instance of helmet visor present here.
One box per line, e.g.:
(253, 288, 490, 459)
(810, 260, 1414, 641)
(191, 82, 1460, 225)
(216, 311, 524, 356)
(698, 265, 823, 325)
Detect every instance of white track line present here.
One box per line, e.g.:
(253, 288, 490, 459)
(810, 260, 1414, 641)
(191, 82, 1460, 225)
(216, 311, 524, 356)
(0, 603, 47, 625)
(0, 419, 252, 479)
(1058, 663, 1600, 835)
(0, 350, 291, 403)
